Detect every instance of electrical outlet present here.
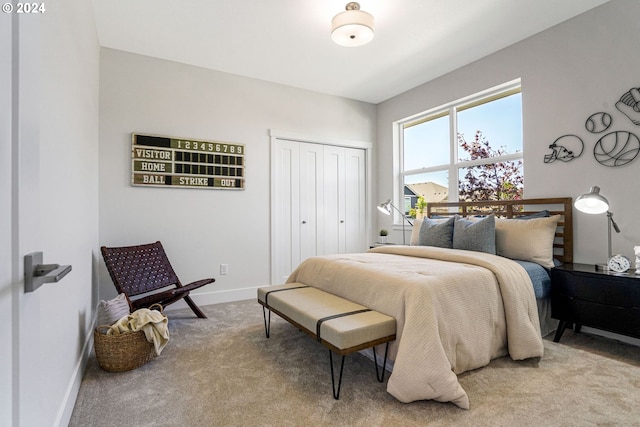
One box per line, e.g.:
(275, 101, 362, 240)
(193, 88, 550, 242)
(220, 264, 229, 275)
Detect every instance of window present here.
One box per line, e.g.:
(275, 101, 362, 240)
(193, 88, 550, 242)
(398, 81, 523, 215)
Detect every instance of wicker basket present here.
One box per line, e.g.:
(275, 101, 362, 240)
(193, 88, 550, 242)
(94, 304, 163, 372)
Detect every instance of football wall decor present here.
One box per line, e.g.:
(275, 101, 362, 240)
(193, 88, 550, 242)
(543, 135, 584, 163)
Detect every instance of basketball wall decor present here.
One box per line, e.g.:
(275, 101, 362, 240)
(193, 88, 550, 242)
(593, 131, 640, 167)
(585, 112, 612, 133)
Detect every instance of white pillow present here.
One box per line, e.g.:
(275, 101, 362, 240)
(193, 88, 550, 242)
(97, 293, 131, 326)
(495, 215, 560, 268)
(410, 219, 423, 245)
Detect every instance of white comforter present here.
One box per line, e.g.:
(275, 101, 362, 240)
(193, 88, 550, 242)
(286, 245, 543, 409)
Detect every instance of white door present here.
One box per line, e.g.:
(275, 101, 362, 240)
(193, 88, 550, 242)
(4, 16, 46, 427)
(271, 137, 368, 285)
(323, 145, 345, 255)
(4, 11, 99, 426)
(272, 139, 300, 283)
(299, 143, 324, 261)
(343, 147, 366, 253)
(272, 140, 325, 283)
(0, 11, 14, 427)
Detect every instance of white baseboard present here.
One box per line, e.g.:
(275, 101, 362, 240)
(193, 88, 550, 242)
(164, 285, 266, 314)
(581, 326, 640, 347)
(54, 319, 94, 427)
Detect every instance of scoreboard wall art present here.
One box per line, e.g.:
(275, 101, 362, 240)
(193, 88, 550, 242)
(132, 133, 245, 190)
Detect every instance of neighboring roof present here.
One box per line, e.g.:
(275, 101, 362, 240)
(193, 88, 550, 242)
(406, 182, 448, 203)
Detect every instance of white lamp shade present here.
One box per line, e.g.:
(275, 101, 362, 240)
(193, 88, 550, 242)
(331, 9, 374, 47)
(574, 186, 609, 214)
(377, 199, 391, 215)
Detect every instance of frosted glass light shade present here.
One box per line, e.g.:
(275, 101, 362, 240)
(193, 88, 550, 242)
(574, 186, 609, 214)
(331, 6, 374, 47)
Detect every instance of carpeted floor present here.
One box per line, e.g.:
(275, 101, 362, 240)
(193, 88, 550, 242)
(69, 299, 640, 427)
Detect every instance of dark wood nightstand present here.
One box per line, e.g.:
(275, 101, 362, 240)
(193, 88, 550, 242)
(550, 263, 640, 342)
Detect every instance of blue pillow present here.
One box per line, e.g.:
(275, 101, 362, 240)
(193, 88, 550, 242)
(418, 216, 455, 248)
(517, 210, 550, 219)
(453, 215, 496, 254)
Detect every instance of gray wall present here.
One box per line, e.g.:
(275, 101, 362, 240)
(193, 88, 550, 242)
(98, 49, 377, 306)
(377, 0, 640, 265)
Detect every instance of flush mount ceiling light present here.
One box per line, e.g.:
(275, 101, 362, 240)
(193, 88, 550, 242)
(331, 2, 374, 47)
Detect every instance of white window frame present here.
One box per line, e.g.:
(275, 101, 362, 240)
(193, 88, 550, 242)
(394, 79, 523, 214)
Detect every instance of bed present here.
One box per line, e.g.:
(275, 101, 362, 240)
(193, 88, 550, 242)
(285, 197, 573, 409)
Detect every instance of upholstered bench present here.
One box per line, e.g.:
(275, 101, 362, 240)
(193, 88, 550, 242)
(257, 283, 396, 399)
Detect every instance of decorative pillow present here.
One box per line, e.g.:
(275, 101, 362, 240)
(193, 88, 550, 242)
(453, 214, 496, 254)
(495, 215, 560, 268)
(517, 210, 550, 219)
(416, 216, 455, 248)
(97, 293, 131, 326)
(409, 219, 423, 246)
(410, 217, 450, 246)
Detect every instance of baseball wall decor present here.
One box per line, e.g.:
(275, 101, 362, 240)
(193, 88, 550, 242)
(131, 133, 246, 189)
(585, 112, 612, 133)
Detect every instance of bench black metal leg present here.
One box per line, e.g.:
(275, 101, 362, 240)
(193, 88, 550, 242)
(262, 306, 271, 338)
(329, 351, 346, 400)
(373, 342, 390, 382)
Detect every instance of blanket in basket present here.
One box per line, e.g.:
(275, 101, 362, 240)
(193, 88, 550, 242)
(108, 308, 170, 355)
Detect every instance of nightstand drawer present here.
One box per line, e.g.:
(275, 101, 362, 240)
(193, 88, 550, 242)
(551, 270, 640, 308)
(552, 295, 640, 338)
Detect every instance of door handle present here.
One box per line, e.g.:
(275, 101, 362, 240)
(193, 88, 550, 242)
(24, 251, 72, 293)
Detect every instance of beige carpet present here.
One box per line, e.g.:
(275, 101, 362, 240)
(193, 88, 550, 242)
(69, 299, 640, 426)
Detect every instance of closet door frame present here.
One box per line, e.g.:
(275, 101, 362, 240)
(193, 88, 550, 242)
(269, 130, 373, 285)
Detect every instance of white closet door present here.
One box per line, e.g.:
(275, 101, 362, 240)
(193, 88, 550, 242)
(299, 143, 324, 261)
(271, 137, 367, 284)
(272, 139, 300, 283)
(323, 145, 366, 255)
(343, 147, 366, 253)
(323, 145, 345, 255)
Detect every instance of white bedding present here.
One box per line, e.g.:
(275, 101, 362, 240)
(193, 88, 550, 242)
(286, 245, 544, 409)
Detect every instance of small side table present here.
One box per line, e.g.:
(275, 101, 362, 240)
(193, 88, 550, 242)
(550, 263, 640, 342)
(370, 242, 396, 248)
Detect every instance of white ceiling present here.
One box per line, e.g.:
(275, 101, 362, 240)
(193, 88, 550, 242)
(91, 0, 610, 104)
